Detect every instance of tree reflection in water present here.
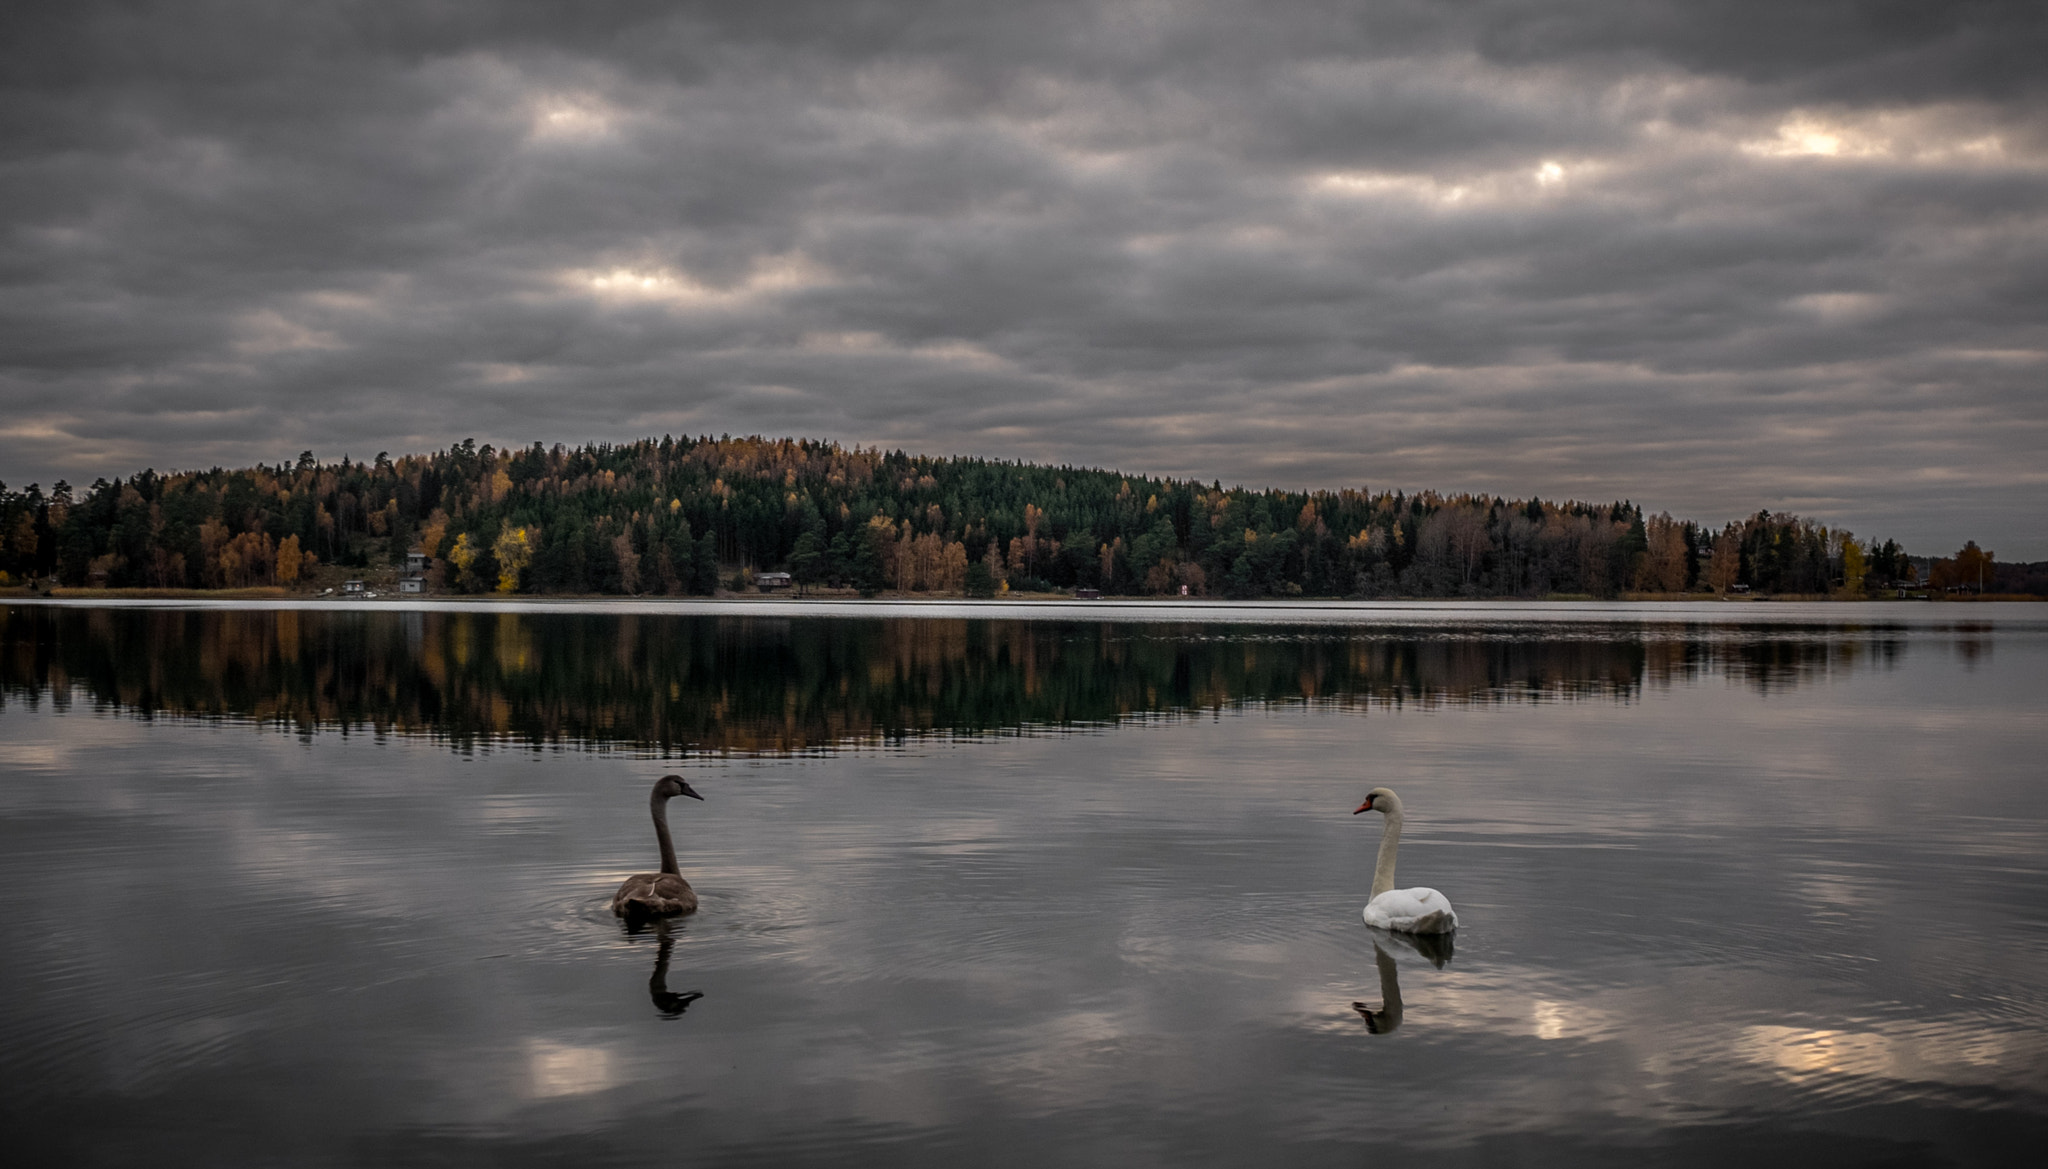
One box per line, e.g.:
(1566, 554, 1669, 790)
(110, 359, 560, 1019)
(0, 606, 1906, 754)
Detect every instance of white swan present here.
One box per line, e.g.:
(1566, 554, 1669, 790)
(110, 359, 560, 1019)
(1354, 787, 1458, 934)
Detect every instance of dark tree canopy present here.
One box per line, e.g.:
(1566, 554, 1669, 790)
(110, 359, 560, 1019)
(0, 435, 1979, 598)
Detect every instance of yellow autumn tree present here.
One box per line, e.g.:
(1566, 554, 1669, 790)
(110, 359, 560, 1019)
(217, 531, 274, 588)
(446, 532, 479, 588)
(277, 534, 302, 585)
(493, 526, 535, 593)
(894, 523, 919, 590)
(610, 530, 640, 594)
(417, 509, 450, 559)
(1936, 541, 1995, 592)
(198, 517, 231, 587)
(1099, 536, 1125, 583)
(1839, 535, 1867, 595)
(865, 514, 899, 589)
(937, 539, 969, 592)
(1708, 528, 1741, 593)
(1644, 512, 1688, 593)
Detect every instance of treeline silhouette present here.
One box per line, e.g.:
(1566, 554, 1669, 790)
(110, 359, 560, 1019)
(0, 434, 1997, 598)
(0, 608, 1910, 753)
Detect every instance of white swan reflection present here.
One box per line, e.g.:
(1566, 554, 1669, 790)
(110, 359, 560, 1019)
(1354, 942, 1405, 1033)
(1353, 928, 1452, 1034)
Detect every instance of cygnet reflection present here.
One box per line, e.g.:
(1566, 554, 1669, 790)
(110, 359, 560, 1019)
(1352, 928, 1453, 1033)
(637, 919, 705, 1018)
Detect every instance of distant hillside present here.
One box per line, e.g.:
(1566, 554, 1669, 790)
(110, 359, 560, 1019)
(0, 435, 1986, 598)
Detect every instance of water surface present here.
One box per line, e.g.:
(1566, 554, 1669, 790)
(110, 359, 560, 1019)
(2, 601, 2043, 1165)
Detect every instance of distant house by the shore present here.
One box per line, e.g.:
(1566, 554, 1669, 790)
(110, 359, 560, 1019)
(754, 571, 793, 592)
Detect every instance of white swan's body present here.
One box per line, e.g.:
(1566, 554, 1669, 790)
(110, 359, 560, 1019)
(1363, 887, 1457, 933)
(1354, 787, 1458, 935)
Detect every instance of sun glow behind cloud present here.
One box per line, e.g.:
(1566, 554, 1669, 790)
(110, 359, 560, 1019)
(1740, 108, 2022, 165)
(1744, 114, 1887, 158)
(1315, 171, 1473, 204)
(1313, 160, 1581, 206)
(527, 93, 620, 140)
(1788, 292, 1887, 322)
(574, 254, 833, 308)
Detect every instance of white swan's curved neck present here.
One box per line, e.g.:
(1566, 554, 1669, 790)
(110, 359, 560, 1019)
(1372, 807, 1403, 899)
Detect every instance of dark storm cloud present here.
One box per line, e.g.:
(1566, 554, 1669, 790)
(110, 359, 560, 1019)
(3, 1, 2045, 553)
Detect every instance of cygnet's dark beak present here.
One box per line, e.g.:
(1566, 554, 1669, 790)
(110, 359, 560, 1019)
(681, 785, 705, 801)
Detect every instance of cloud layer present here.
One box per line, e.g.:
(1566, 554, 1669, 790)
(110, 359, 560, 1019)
(3, 1, 2045, 553)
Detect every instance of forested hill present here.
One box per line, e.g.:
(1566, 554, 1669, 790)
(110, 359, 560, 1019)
(0, 435, 1963, 598)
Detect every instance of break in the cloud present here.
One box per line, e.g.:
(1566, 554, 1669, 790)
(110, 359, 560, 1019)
(2, 1, 2044, 554)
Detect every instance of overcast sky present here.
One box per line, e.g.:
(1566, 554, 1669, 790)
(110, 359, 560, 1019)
(3, 1, 2044, 555)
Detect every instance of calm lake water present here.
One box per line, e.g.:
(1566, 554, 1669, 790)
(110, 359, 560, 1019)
(2, 600, 2044, 1166)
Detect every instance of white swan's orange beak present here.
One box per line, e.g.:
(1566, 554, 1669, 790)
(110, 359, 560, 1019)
(1353, 799, 1374, 814)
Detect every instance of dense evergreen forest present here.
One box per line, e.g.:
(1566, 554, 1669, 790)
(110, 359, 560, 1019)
(0, 435, 2014, 598)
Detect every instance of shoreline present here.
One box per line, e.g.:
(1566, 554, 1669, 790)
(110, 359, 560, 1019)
(6, 591, 2044, 628)
(1, 584, 2038, 605)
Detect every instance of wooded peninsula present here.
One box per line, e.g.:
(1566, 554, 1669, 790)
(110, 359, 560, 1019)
(1, 436, 2034, 599)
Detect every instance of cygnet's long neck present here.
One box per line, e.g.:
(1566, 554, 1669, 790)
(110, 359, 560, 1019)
(1371, 801, 1404, 899)
(651, 793, 680, 875)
